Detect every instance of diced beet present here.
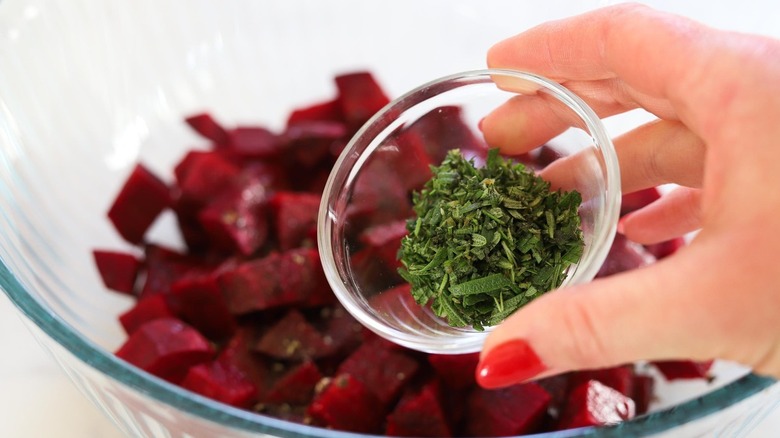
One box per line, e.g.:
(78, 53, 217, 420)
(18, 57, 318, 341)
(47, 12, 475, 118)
(644, 236, 685, 260)
(119, 294, 175, 335)
(334, 71, 390, 129)
(386, 380, 452, 437)
(651, 359, 714, 381)
(428, 353, 479, 390)
(264, 361, 322, 405)
(279, 249, 335, 307)
(197, 174, 269, 256)
(185, 113, 229, 145)
(407, 106, 483, 164)
(337, 341, 419, 406)
(181, 360, 258, 408)
(138, 244, 210, 300)
(621, 187, 661, 216)
(218, 253, 296, 314)
(534, 145, 564, 168)
(286, 98, 343, 126)
(366, 284, 435, 337)
(568, 364, 635, 397)
(107, 163, 171, 244)
(226, 126, 284, 158)
(174, 150, 241, 208)
(536, 373, 571, 416)
(316, 305, 364, 358)
(169, 270, 236, 341)
(284, 120, 347, 169)
(115, 318, 214, 382)
(270, 192, 320, 251)
(557, 380, 636, 430)
(93, 250, 141, 295)
(254, 310, 333, 361)
(466, 383, 551, 437)
(306, 373, 384, 433)
(358, 219, 408, 270)
(217, 328, 271, 398)
(387, 130, 434, 191)
(597, 234, 656, 278)
(632, 374, 655, 415)
(349, 150, 415, 232)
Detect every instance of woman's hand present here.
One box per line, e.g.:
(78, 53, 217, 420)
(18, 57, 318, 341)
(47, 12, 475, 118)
(476, 3, 780, 388)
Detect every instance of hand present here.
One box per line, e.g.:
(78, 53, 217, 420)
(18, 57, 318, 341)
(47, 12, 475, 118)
(475, 4, 780, 388)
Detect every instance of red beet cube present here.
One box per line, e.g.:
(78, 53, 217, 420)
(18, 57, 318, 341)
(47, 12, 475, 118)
(337, 341, 419, 406)
(428, 353, 480, 390)
(359, 219, 408, 269)
(254, 310, 333, 360)
(631, 374, 655, 415)
(138, 244, 210, 300)
(466, 382, 551, 437)
(169, 270, 237, 341)
(265, 361, 322, 405)
(568, 364, 635, 397)
(317, 305, 364, 356)
(557, 380, 636, 430)
(286, 98, 344, 126)
(284, 120, 347, 168)
(536, 373, 571, 416)
(644, 237, 685, 260)
(197, 174, 269, 256)
(174, 150, 241, 208)
(406, 106, 483, 164)
(334, 71, 390, 129)
(597, 234, 656, 278)
(217, 328, 271, 399)
(217, 253, 291, 314)
(107, 163, 171, 244)
(386, 380, 452, 437)
(185, 113, 229, 146)
(621, 187, 661, 216)
(119, 294, 175, 334)
(652, 359, 714, 380)
(93, 250, 141, 295)
(181, 360, 258, 408)
(280, 249, 336, 307)
(307, 373, 384, 433)
(270, 192, 320, 251)
(226, 126, 284, 158)
(115, 318, 215, 382)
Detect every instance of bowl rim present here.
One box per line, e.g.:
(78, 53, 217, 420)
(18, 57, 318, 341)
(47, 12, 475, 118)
(0, 61, 775, 435)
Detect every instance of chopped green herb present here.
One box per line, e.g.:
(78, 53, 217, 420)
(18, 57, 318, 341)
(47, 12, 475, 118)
(398, 148, 584, 331)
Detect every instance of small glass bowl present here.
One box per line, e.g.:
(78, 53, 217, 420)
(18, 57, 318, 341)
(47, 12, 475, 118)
(318, 69, 621, 354)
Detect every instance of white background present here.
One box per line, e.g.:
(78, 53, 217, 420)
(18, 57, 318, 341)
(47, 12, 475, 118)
(2, 0, 780, 436)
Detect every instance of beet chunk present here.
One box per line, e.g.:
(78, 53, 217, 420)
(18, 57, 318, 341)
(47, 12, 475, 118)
(359, 219, 408, 269)
(334, 71, 390, 129)
(255, 310, 333, 360)
(218, 253, 291, 314)
(621, 187, 661, 216)
(466, 383, 551, 437)
(428, 353, 480, 390)
(174, 150, 241, 208)
(284, 120, 347, 168)
(226, 126, 284, 158)
(632, 374, 655, 415)
(115, 318, 214, 382)
(337, 341, 419, 406)
(138, 244, 210, 300)
(652, 359, 714, 380)
(217, 328, 271, 399)
(557, 380, 636, 430)
(286, 98, 344, 126)
(181, 360, 258, 408)
(264, 361, 322, 405)
(307, 373, 384, 433)
(197, 173, 269, 256)
(278, 248, 335, 307)
(644, 236, 685, 260)
(185, 113, 229, 145)
(169, 270, 237, 341)
(567, 364, 635, 397)
(270, 192, 320, 251)
(597, 234, 656, 278)
(386, 381, 452, 437)
(107, 163, 171, 244)
(407, 106, 483, 164)
(118, 294, 175, 335)
(93, 250, 141, 295)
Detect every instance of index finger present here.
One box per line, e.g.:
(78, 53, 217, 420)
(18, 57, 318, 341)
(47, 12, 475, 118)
(487, 4, 715, 132)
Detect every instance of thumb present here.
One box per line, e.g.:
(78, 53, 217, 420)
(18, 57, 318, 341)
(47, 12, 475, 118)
(475, 248, 714, 389)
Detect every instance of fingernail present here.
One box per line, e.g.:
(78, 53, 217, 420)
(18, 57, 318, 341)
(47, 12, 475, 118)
(476, 339, 547, 389)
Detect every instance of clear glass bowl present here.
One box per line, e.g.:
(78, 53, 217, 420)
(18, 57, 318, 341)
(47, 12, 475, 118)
(0, 1, 777, 437)
(318, 69, 621, 353)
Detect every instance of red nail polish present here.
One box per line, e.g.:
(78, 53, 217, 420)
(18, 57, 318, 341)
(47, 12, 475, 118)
(476, 339, 547, 389)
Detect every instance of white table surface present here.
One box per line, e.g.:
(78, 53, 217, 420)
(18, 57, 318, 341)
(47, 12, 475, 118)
(3, 1, 780, 437)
